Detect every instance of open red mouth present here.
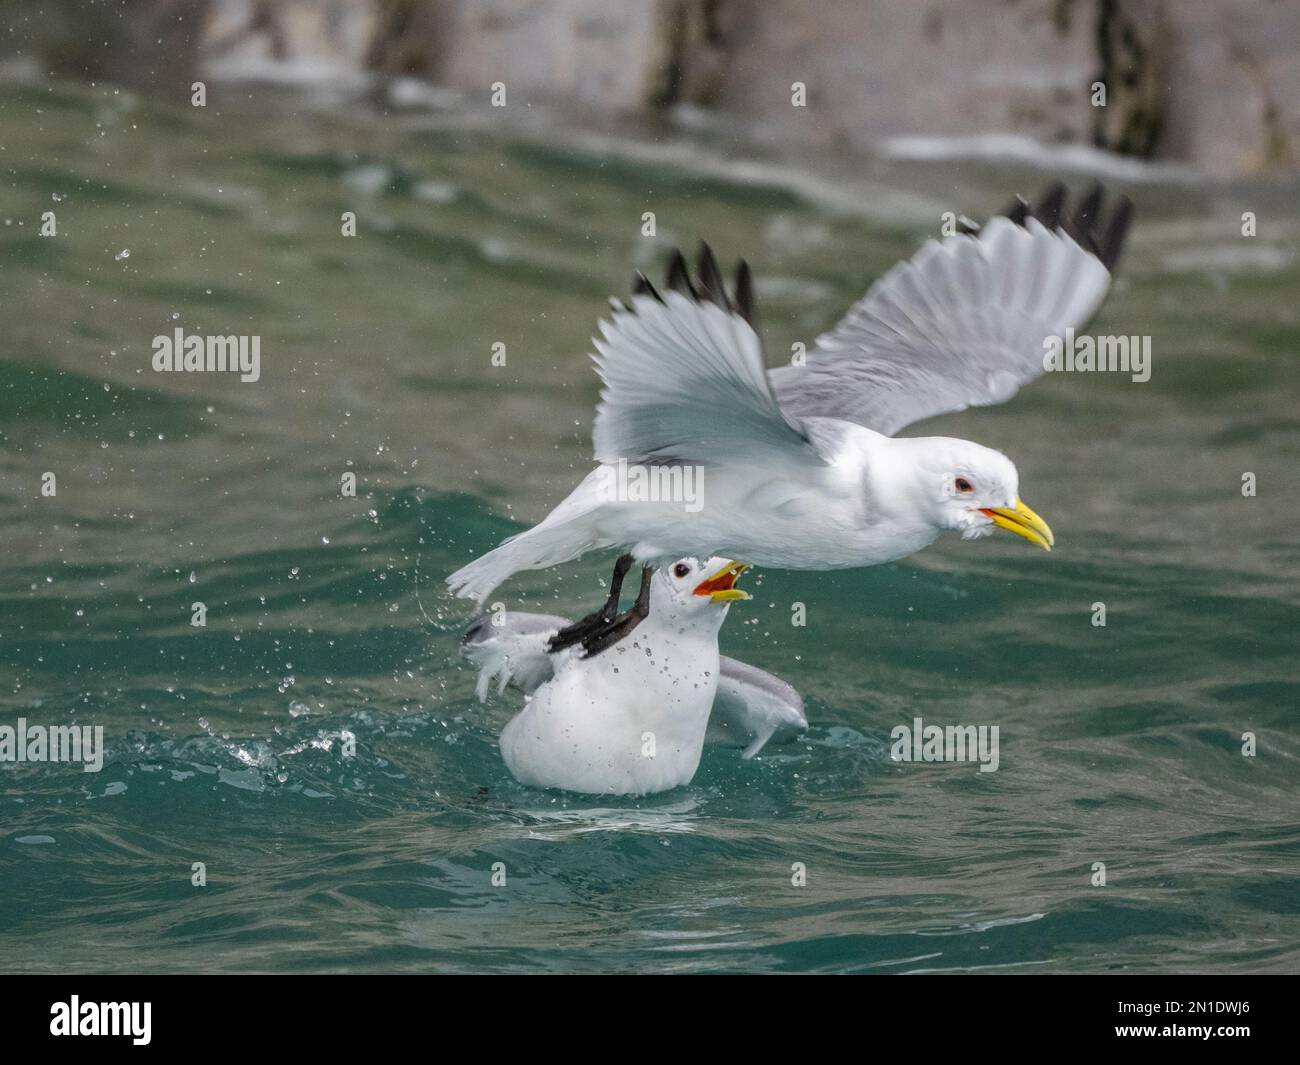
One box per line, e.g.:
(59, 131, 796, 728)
(692, 561, 751, 600)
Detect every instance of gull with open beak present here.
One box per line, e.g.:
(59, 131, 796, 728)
(484, 557, 758, 795)
(462, 563, 808, 763)
(449, 183, 1126, 640)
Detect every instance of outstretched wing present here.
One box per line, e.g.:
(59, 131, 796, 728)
(592, 246, 826, 470)
(767, 182, 1133, 437)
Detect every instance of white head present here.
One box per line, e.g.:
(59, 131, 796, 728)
(886, 437, 1054, 551)
(649, 556, 751, 634)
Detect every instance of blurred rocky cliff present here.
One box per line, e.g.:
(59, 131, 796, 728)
(6, 0, 1298, 178)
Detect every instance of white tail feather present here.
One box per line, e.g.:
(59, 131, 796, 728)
(462, 634, 515, 702)
(461, 615, 561, 701)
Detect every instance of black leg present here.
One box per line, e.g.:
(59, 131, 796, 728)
(579, 565, 654, 659)
(547, 554, 635, 653)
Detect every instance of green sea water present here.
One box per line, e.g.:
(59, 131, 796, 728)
(1, 78, 1298, 974)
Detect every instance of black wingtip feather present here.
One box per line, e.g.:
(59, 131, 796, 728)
(1076, 182, 1104, 229)
(621, 246, 760, 332)
(1003, 195, 1030, 226)
(665, 250, 697, 298)
(1100, 196, 1133, 271)
(1032, 181, 1067, 230)
(1067, 182, 1105, 254)
(696, 242, 730, 311)
(734, 260, 757, 329)
(1000, 181, 1132, 275)
(632, 270, 664, 303)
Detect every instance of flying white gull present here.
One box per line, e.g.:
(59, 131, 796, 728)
(463, 598, 808, 760)
(464, 557, 761, 795)
(449, 182, 1131, 648)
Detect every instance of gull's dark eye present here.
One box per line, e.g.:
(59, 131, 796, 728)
(673, 563, 691, 579)
(954, 477, 974, 493)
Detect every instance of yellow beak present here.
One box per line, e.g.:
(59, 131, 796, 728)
(692, 561, 752, 602)
(979, 499, 1055, 551)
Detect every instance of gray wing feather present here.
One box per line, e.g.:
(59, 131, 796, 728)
(591, 291, 825, 470)
(707, 655, 808, 758)
(768, 184, 1132, 436)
